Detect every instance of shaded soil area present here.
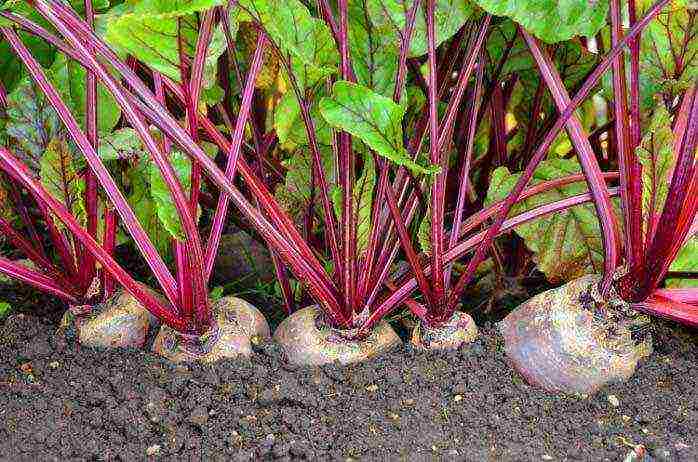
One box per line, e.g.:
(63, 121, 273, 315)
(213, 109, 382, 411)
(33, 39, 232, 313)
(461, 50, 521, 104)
(1, 311, 696, 462)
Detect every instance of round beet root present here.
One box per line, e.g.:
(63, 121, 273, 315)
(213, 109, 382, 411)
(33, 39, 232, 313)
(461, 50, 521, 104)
(411, 311, 478, 350)
(499, 275, 653, 395)
(274, 306, 401, 366)
(152, 296, 270, 363)
(58, 288, 160, 349)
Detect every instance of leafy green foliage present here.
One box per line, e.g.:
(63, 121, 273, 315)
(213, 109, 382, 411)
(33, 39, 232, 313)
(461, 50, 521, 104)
(637, 107, 675, 235)
(0, 301, 10, 320)
(486, 159, 605, 283)
(319, 81, 438, 174)
(49, 54, 122, 133)
(40, 138, 86, 226)
(149, 152, 195, 241)
(4, 77, 64, 173)
(127, 160, 171, 255)
(98, 128, 145, 161)
(274, 91, 332, 150)
(274, 146, 336, 227)
(0, 1, 57, 93)
(366, 0, 473, 57)
(668, 237, 698, 288)
(348, 0, 399, 96)
(473, 0, 609, 43)
(104, 0, 227, 97)
(236, 0, 339, 88)
(638, 0, 697, 112)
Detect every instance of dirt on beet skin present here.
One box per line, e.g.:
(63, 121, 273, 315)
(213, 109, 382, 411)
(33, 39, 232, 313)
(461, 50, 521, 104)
(1, 311, 697, 461)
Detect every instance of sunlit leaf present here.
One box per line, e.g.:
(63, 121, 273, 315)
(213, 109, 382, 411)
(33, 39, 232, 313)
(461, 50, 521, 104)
(105, 0, 227, 96)
(274, 91, 332, 150)
(319, 80, 439, 174)
(485, 159, 604, 283)
(236, 0, 338, 88)
(668, 237, 698, 288)
(366, 0, 474, 57)
(473, 0, 608, 43)
(98, 128, 145, 161)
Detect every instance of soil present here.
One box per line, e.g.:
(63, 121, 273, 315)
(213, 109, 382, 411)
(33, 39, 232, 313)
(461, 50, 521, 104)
(1, 307, 696, 461)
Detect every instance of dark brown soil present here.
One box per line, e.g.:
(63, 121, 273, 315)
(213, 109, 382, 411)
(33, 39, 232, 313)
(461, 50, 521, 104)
(1, 311, 696, 462)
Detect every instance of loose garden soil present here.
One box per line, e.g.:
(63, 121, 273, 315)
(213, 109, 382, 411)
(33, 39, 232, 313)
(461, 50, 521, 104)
(1, 301, 696, 462)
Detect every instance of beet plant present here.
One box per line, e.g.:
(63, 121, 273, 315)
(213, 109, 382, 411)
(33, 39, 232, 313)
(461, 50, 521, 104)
(0, 0, 692, 374)
(476, 0, 698, 394)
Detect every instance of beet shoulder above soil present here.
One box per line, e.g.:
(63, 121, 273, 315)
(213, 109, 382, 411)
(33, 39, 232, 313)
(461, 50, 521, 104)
(1, 313, 696, 462)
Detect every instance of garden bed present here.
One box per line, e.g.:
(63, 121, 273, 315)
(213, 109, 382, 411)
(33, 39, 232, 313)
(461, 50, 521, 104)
(1, 305, 696, 461)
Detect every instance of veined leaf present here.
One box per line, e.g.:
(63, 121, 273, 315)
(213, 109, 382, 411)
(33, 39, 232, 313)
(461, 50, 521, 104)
(274, 91, 332, 150)
(637, 107, 675, 240)
(105, 0, 227, 92)
(348, 0, 399, 96)
(98, 128, 145, 161)
(5, 77, 64, 173)
(40, 138, 86, 227)
(274, 146, 336, 227)
(319, 81, 439, 174)
(127, 160, 171, 255)
(237, 21, 280, 89)
(485, 159, 604, 283)
(638, 0, 697, 112)
(236, 0, 338, 88)
(148, 152, 195, 241)
(355, 154, 376, 255)
(668, 237, 698, 288)
(366, 0, 474, 57)
(329, 149, 377, 256)
(49, 54, 121, 134)
(472, 0, 608, 43)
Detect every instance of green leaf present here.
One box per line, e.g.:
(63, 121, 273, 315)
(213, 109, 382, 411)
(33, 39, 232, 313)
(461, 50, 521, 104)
(5, 76, 64, 174)
(275, 146, 336, 228)
(485, 159, 604, 283)
(366, 0, 474, 57)
(148, 152, 194, 241)
(472, 0, 608, 43)
(668, 237, 698, 288)
(274, 91, 332, 150)
(348, 0, 399, 96)
(49, 54, 122, 133)
(637, 107, 675, 236)
(0, 301, 10, 320)
(98, 128, 145, 161)
(638, 0, 697, 112)
(0, 179, 16, 222)
(127, 160, 171, 255)
(104, 0, 227, 87)
(40, 138, 86, 227)
(0, 2, 57, 93)
(355, 154, 376, 256)
(236, 0, 338, 88)
(417, 210, 431, 254)
(319, 81, 439, 174)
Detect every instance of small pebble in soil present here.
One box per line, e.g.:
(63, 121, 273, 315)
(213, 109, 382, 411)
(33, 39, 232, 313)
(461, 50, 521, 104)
(608, 394, 621, 407)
